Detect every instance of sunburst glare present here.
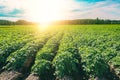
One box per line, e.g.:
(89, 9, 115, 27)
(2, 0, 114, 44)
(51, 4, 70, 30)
(30, 0, 65, 26)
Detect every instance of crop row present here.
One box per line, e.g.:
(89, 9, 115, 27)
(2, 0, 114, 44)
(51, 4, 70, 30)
(0, 25, 120, 80)
(44, 27, 119, 80)
(0, 33, 36, 69)
(52, 32, 87, 80)
(2, 32, 54, 73)
(0, 27, 29, 47)
(0, 30, 52, 68)
(14, 27, 120, 80)
(74, 28, 120, 79)
(26, 32, 63, 80)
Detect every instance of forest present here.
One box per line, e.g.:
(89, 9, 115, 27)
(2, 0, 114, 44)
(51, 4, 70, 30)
(0, 18, 120, 25)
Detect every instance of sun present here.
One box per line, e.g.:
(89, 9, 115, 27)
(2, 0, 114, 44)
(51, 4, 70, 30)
(31, 0, 65, 26)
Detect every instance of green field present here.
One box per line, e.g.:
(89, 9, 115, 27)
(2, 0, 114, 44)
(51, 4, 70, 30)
(0, 25, 120, 80)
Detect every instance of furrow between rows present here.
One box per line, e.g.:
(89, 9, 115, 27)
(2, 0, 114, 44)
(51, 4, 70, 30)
(0, 32, 54, 80)
(26, 32, 64, 80)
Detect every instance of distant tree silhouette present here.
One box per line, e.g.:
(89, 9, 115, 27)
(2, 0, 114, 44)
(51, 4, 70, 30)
(0, 20, 14, 25)
(0, 18, 120, 25)
(54, 18, 120, 25)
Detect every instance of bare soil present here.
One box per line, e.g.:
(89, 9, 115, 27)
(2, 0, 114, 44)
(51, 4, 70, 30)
(0, 71, 22, 80)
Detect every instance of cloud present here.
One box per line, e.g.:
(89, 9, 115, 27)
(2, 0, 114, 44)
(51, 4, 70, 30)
(0, 0, 120, 21)
(69, 0, 120, 20)
(0, 0, 25, 19)
(0, 0, 81, 21)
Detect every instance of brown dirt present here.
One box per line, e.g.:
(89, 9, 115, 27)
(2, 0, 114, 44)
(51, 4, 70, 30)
(25, 74, 39, 80)
(23, 56, 35, 68)
(0, 71, 23, 80)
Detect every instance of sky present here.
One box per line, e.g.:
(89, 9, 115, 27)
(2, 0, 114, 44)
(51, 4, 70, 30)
(0, 0, 120, 22)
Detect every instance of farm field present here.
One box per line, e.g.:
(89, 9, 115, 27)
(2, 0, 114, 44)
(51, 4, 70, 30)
(0, 25, 120, 80)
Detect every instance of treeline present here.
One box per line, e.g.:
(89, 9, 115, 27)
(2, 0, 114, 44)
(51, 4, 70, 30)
(0, 20, 35, 25)
(54, 18, 120, 25)
(0, 18, 120, 25)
